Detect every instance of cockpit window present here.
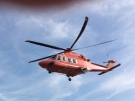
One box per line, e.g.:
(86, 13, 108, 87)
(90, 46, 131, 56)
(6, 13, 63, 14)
(51, 55, 57, 60)
(57, 55, 61, 60)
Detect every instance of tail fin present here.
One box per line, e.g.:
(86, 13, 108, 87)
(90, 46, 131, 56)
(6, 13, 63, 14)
(98, 60, 121, 75)
(106, 60, 116, 69)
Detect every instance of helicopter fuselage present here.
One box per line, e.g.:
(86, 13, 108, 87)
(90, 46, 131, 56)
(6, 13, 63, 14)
(38, 51, 112, 77)
(39, 51, 91, 77)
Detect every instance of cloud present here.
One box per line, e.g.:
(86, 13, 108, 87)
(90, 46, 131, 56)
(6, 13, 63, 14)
(1, 0, 135, 101)
(0, 94, 8, 101)
(87, 0, 135, 16)
(4, 74, 85, 101)
(100, 71, 135, 98)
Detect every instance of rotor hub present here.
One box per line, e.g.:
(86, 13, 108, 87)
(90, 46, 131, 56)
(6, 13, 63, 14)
(65, 48, 71, 52)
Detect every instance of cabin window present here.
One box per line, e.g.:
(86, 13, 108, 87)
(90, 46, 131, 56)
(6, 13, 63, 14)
(63, 57, 66, 61)
(57, 55, 61, 60)
(68, 58, 72, 63)
(73, 59, 77, 64)
(51, 55, 57, 60)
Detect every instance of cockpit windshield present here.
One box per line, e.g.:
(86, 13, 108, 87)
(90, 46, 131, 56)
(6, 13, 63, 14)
(50, 55, 57, 60)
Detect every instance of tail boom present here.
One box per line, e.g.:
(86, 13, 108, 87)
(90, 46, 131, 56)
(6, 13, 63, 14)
(90, 60, 121, 75)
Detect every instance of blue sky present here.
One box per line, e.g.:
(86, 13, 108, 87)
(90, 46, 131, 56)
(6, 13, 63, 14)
(0, 0, 135, 101)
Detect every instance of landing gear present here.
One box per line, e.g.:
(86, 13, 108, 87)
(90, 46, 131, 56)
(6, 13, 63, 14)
(48, 71, 52, 74)
(68, 78, 71, 81)
(67, 76, 72, 81)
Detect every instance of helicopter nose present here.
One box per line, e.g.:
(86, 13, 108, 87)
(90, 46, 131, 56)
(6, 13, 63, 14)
(38, 60, 47, 68)
(39, 60, 54, 68)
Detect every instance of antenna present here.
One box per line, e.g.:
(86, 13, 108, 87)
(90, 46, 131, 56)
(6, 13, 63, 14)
(103, 54, 110, 63)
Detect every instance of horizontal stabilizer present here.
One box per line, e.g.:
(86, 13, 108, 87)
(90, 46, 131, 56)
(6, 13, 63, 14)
(98, 63, 121, 75)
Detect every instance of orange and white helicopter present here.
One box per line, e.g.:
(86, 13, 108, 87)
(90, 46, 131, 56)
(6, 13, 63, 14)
(26, 17, 121, 81)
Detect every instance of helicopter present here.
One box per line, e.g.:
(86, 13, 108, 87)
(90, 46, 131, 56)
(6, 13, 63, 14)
(25, 17, 121, 81)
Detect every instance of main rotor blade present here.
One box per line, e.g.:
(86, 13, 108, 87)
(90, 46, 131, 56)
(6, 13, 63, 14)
(72, 39, 116, 51)
(70, 17, 88, 50)
(25, 40, 66, 50)
(29, 51, 64, 63)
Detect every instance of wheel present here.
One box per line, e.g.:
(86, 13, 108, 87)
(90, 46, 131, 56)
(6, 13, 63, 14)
(68, 78, 71, 81)
(48, 71, 52, 74)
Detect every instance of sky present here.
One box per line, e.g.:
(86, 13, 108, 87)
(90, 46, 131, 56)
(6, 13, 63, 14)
(0, 0, 135, 101)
